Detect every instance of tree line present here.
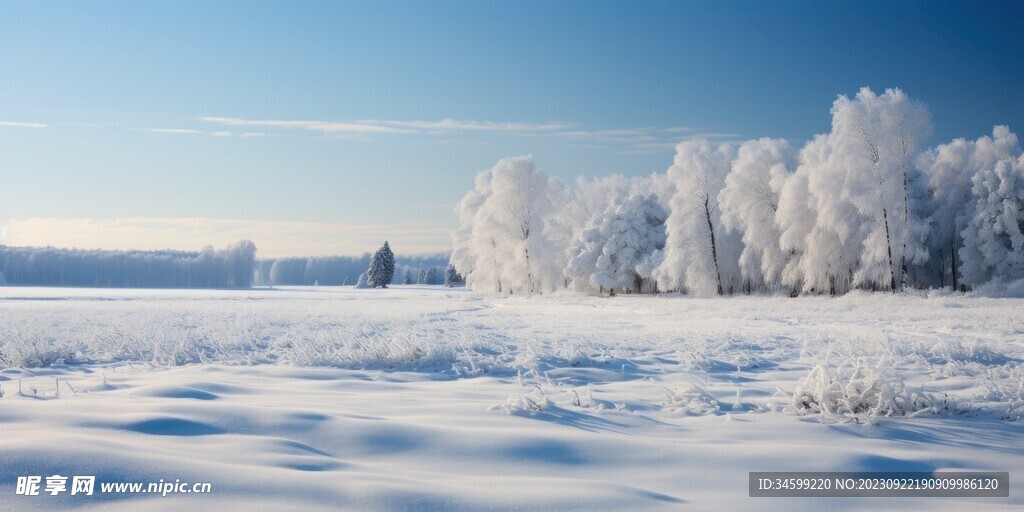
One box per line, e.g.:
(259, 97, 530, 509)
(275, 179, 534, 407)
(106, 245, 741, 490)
(451, 87, 1024, 296)
(0, 242, 453, 289)
(0, 241, 257, 288)
(254, 252, 450, 286)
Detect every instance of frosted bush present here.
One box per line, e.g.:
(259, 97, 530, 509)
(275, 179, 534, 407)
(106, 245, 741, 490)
(660, 382, 720, 416)
(974, 364, 1024, 421)
(777, 359, 948, 423)
(496, 387, 549, 414)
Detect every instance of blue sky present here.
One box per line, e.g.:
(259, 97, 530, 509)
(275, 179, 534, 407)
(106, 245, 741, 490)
(1, 0, 1021, 256)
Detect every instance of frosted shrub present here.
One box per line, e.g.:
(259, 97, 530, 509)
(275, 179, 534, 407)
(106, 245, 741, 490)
(0, 330, 81, 368)
(660, 382, 720, 416)
(975, 364, 1024, 421)
(497, 387, 549, 414)
(778, 359, 945, 422)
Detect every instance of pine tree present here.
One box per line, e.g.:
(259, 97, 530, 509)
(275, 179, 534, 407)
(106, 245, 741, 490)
(444, 264, 464, 287)
(366, 241, 395, 288)
(403, 270, 412, 285)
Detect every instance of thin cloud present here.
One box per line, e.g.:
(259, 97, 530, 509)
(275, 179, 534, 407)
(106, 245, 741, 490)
(199, 116, 412, 135)
(0, 121, 48, 128)
(358, 118, 574, 133)
(147, 128, 204, 135)
(661, 126, 698, 133)
(198, 115, 739, 153)
(201, 116, 572, 136)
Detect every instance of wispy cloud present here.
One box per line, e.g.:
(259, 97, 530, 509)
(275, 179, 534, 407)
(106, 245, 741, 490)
(2, 217, 453, 258)
(201, 116, 571, 136)
(55, 115, 738, 152)
(198, 115, 738, 152)
(357, 118, 573, 133)
(199, 116, 413, 135)
(146, 128, 203, 135)
(661, 126, 698, 133)
(0, 121, 48, 128)
(688, 132, 742, 139)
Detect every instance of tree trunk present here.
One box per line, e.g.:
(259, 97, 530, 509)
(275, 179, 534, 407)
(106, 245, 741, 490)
(900, 167, 909, 288)
(704, 197, 723, 295)
(524, 247, 534, 293)
(950, 234, 959, 291)
(882, 206, 897, 292)
(938, 248, 946, 289)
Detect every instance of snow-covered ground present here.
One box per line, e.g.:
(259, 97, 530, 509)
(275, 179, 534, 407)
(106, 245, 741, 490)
(1, 286, 1022, 510)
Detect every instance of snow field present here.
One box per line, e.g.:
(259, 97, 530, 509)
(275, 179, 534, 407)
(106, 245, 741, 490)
(0, 285, 1022, 510)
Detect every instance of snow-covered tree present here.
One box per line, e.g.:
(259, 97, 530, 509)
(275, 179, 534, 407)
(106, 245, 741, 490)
(719, 138, 797, 290)
(919, 126, 1021, 289)
(566, 194, 667, 293)
(959, 151, 1024, 286)
(354, 272, 370, 289)
(774, 139, 821, 293)
(831, 87, 931, 291)
(550, 174, 669, 291)
(457, 156, 559, 294)
(450, 170, 492, 285)
(366, 241, 395, 288)
(776, 87, 932, 294)
(403, 269, 413, 285)
(655, 140, 741, 296)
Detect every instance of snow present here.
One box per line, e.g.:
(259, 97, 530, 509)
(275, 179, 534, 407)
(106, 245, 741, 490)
(1, 286, 1023, 510)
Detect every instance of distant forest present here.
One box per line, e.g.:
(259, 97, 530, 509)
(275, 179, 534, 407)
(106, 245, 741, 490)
(254, 253, 450, 286)
(0, 243, 450, 289)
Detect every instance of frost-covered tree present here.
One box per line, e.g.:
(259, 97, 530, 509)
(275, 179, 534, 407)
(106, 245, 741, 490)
(224, 240, 257, 288)
(366, 241, 395, 288)
(450, 170, 493, 285)
(457, 156, 559, 294)
(551, 174, 669, 291)
(958, 152, 1024, 286)
(776, 87, 931, 294)
(831, 87, 931, 291)
(354, 272, 370, 289)
(719, 138, 797, 290)
(566, 194, 667, 293)
(919, 126, 1021, 289)
(655, 140, 741, 296)
(403, 269, 413, 285)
